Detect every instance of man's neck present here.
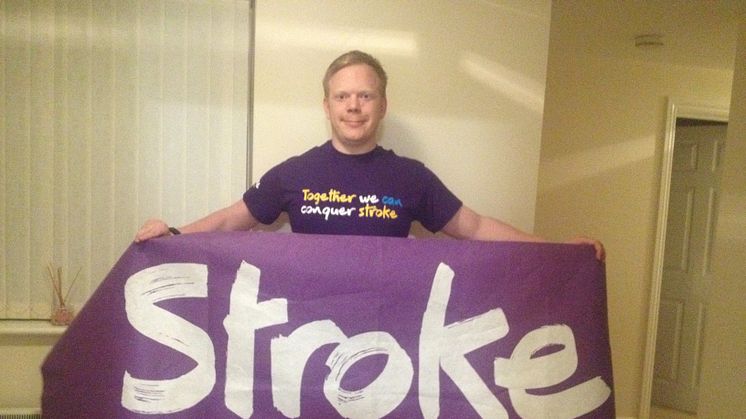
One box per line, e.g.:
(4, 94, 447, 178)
(330, 138, 378, 155)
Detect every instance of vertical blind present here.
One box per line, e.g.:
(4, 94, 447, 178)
(0, 0, 250, 319)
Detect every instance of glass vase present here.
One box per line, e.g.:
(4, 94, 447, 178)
(51, 301, 75, 326)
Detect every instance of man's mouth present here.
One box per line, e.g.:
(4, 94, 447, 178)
(343, 119, 365, 127)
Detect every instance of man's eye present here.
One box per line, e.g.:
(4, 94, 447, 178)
(334, 94, 348, 101)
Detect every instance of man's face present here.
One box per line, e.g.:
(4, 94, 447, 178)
(323, 64, 387, 154)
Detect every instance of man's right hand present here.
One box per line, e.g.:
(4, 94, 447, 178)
(134, 219, 171, 243)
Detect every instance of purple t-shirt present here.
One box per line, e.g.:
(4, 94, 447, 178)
(244, 141, 463, 237)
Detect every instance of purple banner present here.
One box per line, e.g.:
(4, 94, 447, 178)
(42, 232, 614, 418)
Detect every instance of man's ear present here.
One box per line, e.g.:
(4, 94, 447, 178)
(323, 97, 331, 119)
(380, 97, 388, 117)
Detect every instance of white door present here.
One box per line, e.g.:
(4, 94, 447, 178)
(652, 121, 727, 412)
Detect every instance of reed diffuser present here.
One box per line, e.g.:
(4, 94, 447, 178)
(46, 263, 80, 326)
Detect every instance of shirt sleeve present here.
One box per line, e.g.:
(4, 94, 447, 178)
(415, 165, 463, 233)
(243, 165, 286, 225)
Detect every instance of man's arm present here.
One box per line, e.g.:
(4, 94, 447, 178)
(441, 206, 546, 242)
(134, 199, 259, 242)
(441, 206, 605, 261)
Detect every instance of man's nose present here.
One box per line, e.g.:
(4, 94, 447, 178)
(346, 95, 361, 112)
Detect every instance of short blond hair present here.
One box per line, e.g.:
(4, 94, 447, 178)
(323, 50, 388, 98)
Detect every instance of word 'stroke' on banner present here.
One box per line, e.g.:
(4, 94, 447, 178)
(41, 232, 615, 418)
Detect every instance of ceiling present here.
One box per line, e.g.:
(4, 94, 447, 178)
(551, 0, 745, 71)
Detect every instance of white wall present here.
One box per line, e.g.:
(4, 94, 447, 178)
(0, 333, 58, 409)
(698, 18, 746, 417)
(536, 3, 735, 417)
(252, 0, 551, 232)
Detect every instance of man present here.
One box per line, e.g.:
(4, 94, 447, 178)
(135, 50, 604, 260)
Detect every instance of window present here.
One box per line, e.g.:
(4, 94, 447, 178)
(0, 0, 250, 319)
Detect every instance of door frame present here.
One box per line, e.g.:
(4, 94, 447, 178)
(639, 98, 729, 419)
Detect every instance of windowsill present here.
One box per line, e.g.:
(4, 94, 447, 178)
(0, 319, 68, 337)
